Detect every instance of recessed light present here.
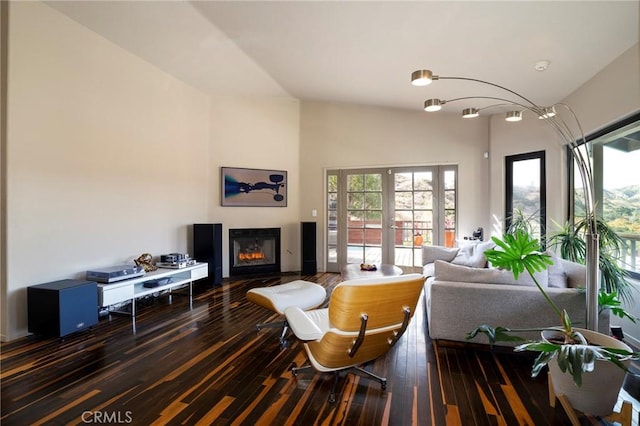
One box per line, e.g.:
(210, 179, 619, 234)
(534, 60, 550, 72)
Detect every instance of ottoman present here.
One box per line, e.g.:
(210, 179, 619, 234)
(247, 280, 326, 345)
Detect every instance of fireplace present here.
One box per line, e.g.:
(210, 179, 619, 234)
(229, 228, 281, 276)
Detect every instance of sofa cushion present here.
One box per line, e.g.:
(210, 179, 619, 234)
(558, 258, 587, 289)
(422, 245, 460, 265)
(423, 263, 435, 278)
(451, 241, 496, 268)
(433, 260, 549, 287)
(546, 251, 569, 288)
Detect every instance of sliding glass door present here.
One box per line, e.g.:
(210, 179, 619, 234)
(325, 166, 457, 272)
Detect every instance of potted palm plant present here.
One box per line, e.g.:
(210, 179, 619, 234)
(467, 230, 639, 416)
(549, 217, 635, 303)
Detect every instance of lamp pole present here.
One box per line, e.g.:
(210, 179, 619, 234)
(411, 70, 599, 331)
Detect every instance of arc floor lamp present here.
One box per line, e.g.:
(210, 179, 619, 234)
(410, 69, 599, 331)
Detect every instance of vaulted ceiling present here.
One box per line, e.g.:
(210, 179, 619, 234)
(47, 1, 639, 114)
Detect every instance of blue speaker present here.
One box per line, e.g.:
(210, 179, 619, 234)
(28, 279, 98, 338)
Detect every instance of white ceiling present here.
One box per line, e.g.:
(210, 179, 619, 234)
(46, 1, 639, 114)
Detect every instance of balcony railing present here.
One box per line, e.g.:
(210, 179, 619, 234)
(619, 233, 639, 276)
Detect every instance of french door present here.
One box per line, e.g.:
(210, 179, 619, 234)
(326, 165, 457, 272)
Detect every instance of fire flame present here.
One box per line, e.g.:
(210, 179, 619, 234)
(239, 252, 265, 261)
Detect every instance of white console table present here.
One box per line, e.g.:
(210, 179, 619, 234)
(97, 262, 208, 317)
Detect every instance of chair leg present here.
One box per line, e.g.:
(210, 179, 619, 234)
(255, 320, 286, 332)
(290, 362, 313, 377)
(329, 372, 340, 404)
(279, 324, 289, 345)
(353, 366, 387, 390)
(290, 364, 387, 404)
(256, 319, 290, 346)
(290, 364, 341, 404)
(290, 363, 340, 403)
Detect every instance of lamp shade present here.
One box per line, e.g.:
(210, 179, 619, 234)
(424, 98, 443, 112)
(462, 108, 479, 118)
(538, 106, 557, 119)
(505, 110, 522, 122)
(411, 69, 434, 86)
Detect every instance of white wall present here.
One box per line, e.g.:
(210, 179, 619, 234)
(488, 112, 566, 237)
(489, 44, 640, 239)
(299, 101, 490, 270)
(4, 2, 211, 340)
(563, 44, 640, 134)
(207, 95, 301, 276)
(1, 2, 301, 341)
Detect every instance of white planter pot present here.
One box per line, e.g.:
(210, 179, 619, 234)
(543, 327, 631, 416)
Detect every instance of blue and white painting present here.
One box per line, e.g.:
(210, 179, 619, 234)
(221, 167, 287, 207)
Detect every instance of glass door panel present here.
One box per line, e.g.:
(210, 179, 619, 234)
(327, 173, 338, 266)
(444, 169, 457, 247)
(346, 172, 383, 264)
(393, 170, 435, 268)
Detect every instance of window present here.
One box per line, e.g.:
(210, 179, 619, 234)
(571, 113, 640, 278)
(505, 151, 546, 243)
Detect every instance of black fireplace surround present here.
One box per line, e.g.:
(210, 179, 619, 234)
(229, 228, 281, 276)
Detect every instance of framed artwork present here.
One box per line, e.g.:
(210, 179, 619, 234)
(221, 167, 287, 207)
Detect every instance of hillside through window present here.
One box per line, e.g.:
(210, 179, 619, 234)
(506, 151, 546, 243)
(573, 113, 640, 277)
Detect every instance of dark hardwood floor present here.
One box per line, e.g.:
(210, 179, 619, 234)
(1, 273, 637, 425)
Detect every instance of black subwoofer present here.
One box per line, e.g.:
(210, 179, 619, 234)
(193, 223, 223, 285)
(301, 221, 317, 275)
(28, 279, 98, 338)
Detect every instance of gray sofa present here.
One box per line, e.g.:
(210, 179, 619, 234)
(422, 243, 608, 346)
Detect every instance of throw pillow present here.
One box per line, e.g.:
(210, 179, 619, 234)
(545, 250, 569, 288)
(451, 241, 496, 268)
(422, 245, 460, 265)
(434, 260, 549, 287)
(423, 263, 435, 278)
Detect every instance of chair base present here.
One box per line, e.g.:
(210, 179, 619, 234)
(290, 362, 387, 403)
(255, 320, 289, 347)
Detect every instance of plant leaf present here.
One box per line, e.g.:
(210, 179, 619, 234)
(530, 351, 556, 378)
(560, 310, 572, 334)
(485, 231, 564, 322)
(598, 291, 638, 323)
(466, 325, 526, 346)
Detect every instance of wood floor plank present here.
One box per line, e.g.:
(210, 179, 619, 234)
(32, 389, 101, 426)
(3, 273, 626, 425)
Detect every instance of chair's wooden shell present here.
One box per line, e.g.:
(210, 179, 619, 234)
(305, 274, 425, 370)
